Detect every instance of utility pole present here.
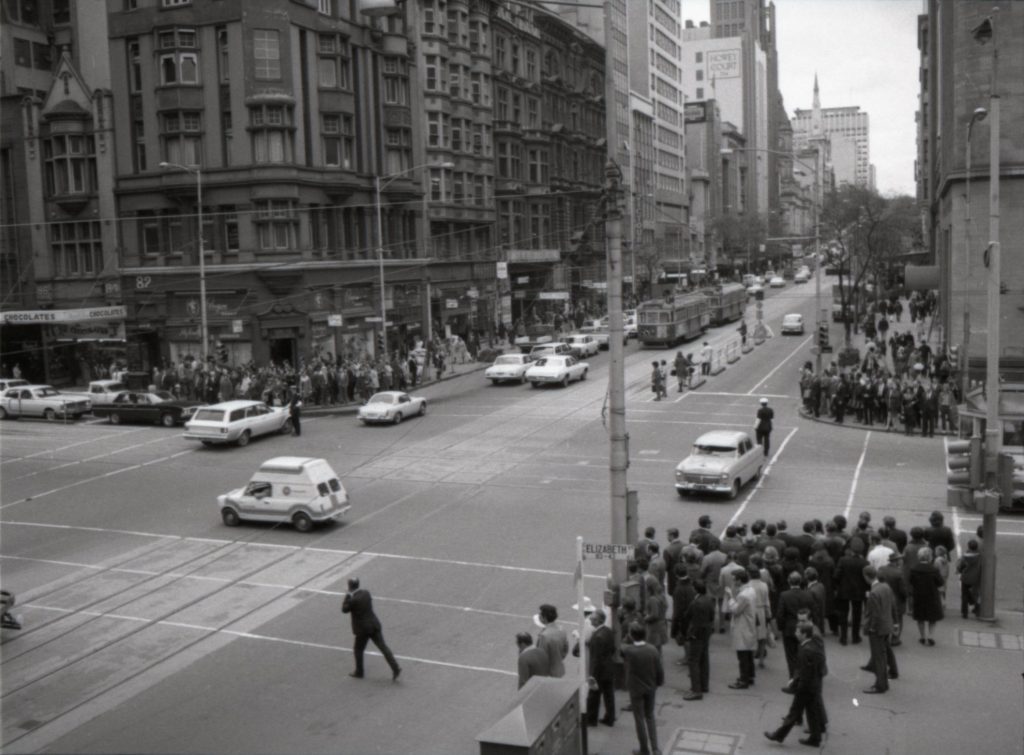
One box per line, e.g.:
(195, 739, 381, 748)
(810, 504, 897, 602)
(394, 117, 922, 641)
(978, 11, 1001, 622)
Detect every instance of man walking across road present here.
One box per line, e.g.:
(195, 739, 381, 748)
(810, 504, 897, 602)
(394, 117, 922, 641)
(764, 623, 827, 747)
(621, 622, 664, 755)
(342, 578, 402, 681)
(755, 397, 774, 456)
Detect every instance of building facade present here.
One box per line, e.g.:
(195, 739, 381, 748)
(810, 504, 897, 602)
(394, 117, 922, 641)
(793, 82, 873, 190)
(917, 0, 1024, 378)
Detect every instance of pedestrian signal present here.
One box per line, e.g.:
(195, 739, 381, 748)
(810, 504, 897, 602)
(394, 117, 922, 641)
(948, 345, 960, 372)
(216, 342, 229, 363)
(946, 436, 983, 489)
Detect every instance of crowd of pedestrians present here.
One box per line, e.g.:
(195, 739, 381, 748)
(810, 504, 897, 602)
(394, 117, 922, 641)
(799, 292, 958, 435)
(517, 508, 982, 753)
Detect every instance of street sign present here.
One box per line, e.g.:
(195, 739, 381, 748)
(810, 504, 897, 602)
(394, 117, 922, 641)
(496, 261, 508, 279)
(327, 314, 343, 327)
(581, 543, 631, 561)
(365, 316, 383, 323)
(446, 299, 458, 309)
(232, 319, 243, 334)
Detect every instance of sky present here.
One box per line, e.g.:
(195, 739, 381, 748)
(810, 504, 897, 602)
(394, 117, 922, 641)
(683, 0, 924, 197)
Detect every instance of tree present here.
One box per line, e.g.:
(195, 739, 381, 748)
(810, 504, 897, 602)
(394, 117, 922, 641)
(709, 212, 768, 272)
(820, 186, 920, 345)
(633, 243, 665, 301)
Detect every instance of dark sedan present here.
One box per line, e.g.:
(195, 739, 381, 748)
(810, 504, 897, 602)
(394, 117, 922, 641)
(92, 391, 204, 427)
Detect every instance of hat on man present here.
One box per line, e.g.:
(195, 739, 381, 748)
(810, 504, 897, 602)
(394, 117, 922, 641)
(760, 397, 769, 404)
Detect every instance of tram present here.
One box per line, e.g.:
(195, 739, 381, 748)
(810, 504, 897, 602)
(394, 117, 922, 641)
(637, 291, 710, 348)
(704, 282, 748, 325)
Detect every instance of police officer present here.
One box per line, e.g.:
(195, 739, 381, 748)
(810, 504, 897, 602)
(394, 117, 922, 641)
(288, 389, 303, 437)
(756, 397, 774, 456)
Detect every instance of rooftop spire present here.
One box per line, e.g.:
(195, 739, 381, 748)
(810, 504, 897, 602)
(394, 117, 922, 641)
(811, 73, 821, 135)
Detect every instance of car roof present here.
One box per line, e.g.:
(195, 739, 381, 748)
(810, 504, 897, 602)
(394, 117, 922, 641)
(371, 391, 405, 397)
(258, 456, 327, 473)
(695, 430, 750, 446)
(783, 313, 803, 319)
(201, 400, 267, 410)
(11, 384, 53, 390)
(92, 379, 124, 386)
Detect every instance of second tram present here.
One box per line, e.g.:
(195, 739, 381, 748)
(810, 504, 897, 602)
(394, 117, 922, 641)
(704, 282, 748, 325)
(637, 292, 711, 347)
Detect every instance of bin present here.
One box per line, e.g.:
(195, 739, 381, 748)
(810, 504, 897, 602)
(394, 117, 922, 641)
(476, 677, 581, 755)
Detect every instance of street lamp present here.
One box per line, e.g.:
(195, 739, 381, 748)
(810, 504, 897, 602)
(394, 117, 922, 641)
(159, 161, 208, 363)
(963, 106, 987, 397)
(374, 161, 453, 357)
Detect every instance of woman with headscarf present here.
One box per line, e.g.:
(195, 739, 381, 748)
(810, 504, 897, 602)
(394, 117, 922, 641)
(908, 547, 944, 646)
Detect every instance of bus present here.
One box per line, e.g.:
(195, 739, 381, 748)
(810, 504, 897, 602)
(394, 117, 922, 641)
(703, 282, 748, 325)
(637, 292, 710, 348)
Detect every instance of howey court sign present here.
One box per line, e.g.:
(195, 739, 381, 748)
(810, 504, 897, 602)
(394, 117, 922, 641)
(0, 306, 127, 325)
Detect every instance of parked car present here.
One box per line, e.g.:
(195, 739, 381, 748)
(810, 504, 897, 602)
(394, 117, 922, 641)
(674, 430, 763, 499)
(92, 391, 204, 426)
(781, 313, 805, 335)
(794, 270, 810, 283)
(746, 283, 764, 297)
(0, 385, 91, 420)
(357, 391, 427, 425)
(217, 456, 350, 532)
(184, 400, 291, 446)
(525, 355, 589, 388)
(769, 276, 786, 288)
(0, 379, 30, 393)
(484, 353, 533, 385)
(562, 333, 600, 358)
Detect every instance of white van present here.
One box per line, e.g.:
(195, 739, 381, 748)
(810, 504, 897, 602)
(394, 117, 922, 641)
(217, 457, 350, 532)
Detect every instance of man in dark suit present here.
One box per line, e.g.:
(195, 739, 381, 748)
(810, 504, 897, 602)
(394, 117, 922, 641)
(663, 528, 684, 596)
(516, 632, 549, 689)
(584, 609, 616, 726)
(682, 579, 716, 700)
(342, 578, 401, 680)
(792, 521, 818, 564)
(777, 571, 817, 678)
(765, 622, 827, 747)
(621, 622, 664, 755)
(861, 565, 899, 693)
(689, 515, 720, 555)
(833, 543, 868, 645)
(883, 516, 908, 554)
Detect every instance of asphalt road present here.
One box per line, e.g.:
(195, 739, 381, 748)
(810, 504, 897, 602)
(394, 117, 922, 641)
(2, 279, 1021, 755)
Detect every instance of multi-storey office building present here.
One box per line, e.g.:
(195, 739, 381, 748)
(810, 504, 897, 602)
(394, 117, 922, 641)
(792, 96, 873, 189)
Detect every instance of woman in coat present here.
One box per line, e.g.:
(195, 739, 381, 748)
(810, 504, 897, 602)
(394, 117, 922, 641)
(726, 570, 758, 688)
(908, 547, 944, 645)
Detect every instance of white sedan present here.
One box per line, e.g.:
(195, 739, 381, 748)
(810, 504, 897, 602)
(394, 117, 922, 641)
(746, 283, 764, 297)
(357, 391, 427, 425)
(675, 430, 763, 499)
(562, 333, 600, 358)
(794, 270, 810, 283)
(485, 354, 533, 385)
(525, 355, 589, 388)
(781, 313, 805, 335)
(769, 276, 786, 288)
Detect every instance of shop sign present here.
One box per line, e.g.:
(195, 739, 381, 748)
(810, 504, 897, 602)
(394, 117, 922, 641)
(684, 102, 707, 123)
(328, 314, 343, 327)
(446, 299, 458, 309)
(232, 319, 244, 334)
(517, 276, 530, 284)
(496, 262, 508, 279)
(172, 326, 203, 341)
(50, 321, 127, 341)
(538, 291, 570, 300)
(466, 287, 479, 299)
(1, 305, 127, 325)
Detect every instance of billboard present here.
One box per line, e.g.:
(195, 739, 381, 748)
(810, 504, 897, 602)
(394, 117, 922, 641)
(707, 49, 741, 79)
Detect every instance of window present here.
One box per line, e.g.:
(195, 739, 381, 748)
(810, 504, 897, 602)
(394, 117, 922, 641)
(383, 58, 408, 104)
(162, 0, 192, 6)
(525, 49, 537, 82)
(495, 35, 507, 71)
(322, 113, 353, 169)
(13, 38, 50, 70)
(527, 148, 548, 184)
(510, 40, 520, 76)
(131, 95, 146, 172)
(497, 141, 521, 180)
(43, 134, 97, 196)
(6, 0, 38, 23)
(127, 39, 142, 91)
(253, 29, 281, 80)
(220, 207, 239, 252)
(318, 0, 331, 15)
(318, 34, 350, 89)
(157, 28, 198, 85)
(696, 69, 703, 81)
(696, 87, 704, 99)
(51, 221, 102, 277)
(696, 51, 703, 63)
(427, 112, 442, 148)
(217, 27, 230, 82)
(495, 87, 508, 120)
(160, 111, 202, 165)
(384, 128, 411, 175)
(255, 200, 297, 250)
(249, 104, 294, 164)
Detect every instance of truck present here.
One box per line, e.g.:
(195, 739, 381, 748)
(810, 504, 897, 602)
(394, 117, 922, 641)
(514, 324, 556, 354)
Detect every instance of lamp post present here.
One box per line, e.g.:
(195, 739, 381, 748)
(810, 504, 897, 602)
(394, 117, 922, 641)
(159, 161, 208, 363)
(374, 161, 453, 358)
(963, 106, 987, 398)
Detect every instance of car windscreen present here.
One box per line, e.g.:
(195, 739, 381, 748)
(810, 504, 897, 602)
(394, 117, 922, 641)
(192, 408, 226, 422)
(368, 393, 395, 404)
(694, 444, 738, 456)
(38, 388, 61, 397)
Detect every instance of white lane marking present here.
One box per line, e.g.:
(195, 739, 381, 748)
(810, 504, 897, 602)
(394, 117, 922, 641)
(1, 428, 150, 465)
(0, 520, 601, 579)
(9, 435, 176, 480)
(24, 604, 515, 677)
(698, 392, 796, 399)
(746, 334, 813, 395)
(723, 427, 798, 533)
(842, 431, 872, 519)
(952, 505, 964, 550)
(0, 447, 197, 510)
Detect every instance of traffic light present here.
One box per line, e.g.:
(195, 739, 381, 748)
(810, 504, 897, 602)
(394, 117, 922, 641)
(996, 453, 1019, 508)
(376, 333, 385, 356)
(947, 436, 983, 489)
(948, 345, 960, 372)
(217, 342, 228, 364)
(817, 322, 831, 352)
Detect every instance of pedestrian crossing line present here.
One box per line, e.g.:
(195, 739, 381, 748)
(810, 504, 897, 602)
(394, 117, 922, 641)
(723, 426, 799, 534)
(1, 429, 149, 465)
